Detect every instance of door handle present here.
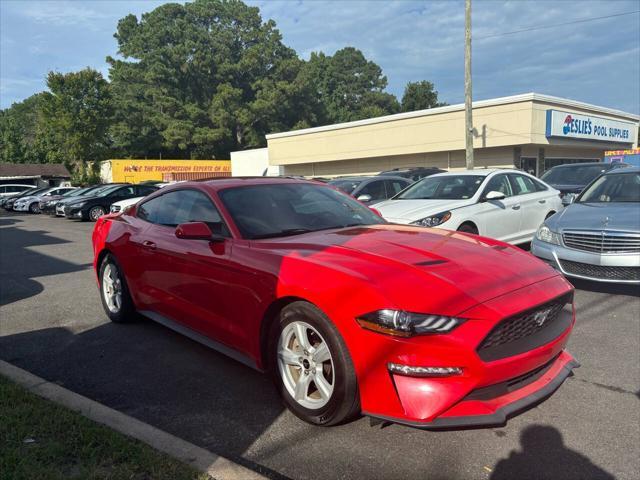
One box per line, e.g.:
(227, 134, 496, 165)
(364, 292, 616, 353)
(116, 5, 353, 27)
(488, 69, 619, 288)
(142, 240, 157, 250)
(512, 204, 521, 210)
(538, 199, 546, 204)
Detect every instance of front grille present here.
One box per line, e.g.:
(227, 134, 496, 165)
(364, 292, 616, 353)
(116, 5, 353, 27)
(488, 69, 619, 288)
(563, 230, 640, 254)
(477, 292, 573, 361)
(560, 259, 640, 282)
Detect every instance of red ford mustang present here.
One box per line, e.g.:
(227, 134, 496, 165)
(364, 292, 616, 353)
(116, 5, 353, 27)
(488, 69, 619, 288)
(92, 177, 578, 428)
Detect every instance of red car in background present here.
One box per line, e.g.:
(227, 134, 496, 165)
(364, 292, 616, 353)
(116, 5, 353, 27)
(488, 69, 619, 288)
(92, 177, 578, 428)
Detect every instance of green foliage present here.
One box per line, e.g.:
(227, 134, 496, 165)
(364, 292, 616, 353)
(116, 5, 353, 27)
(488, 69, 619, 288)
(1, 0, 445, 166)
(401, 81, 447, 112)
(304, 48, 400, 124)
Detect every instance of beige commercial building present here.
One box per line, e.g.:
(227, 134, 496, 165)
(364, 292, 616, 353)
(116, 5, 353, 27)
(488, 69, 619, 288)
(258, 93, 639, 178)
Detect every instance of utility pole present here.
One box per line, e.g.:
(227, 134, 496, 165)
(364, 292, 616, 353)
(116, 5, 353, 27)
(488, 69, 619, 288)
(464, 0, 474, 170)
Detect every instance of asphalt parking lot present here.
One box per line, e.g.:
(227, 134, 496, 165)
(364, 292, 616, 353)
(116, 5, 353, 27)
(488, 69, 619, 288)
(1, 212, 639, 480)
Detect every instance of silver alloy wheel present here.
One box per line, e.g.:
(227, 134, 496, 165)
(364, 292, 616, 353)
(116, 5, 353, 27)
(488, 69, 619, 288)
(102, 263, 122, 313)
(277, 320, 335, 409)
(90, 207, 105, 221)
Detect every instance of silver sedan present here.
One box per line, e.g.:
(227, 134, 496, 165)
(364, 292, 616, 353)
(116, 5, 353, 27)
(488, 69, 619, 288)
(532, 167, 640, 284)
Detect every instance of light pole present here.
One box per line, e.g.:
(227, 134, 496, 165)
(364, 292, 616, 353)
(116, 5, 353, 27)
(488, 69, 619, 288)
(464, 0, 474, 170)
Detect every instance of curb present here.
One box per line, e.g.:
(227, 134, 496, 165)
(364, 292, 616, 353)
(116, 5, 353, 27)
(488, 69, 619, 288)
(0, 360, 266, 480)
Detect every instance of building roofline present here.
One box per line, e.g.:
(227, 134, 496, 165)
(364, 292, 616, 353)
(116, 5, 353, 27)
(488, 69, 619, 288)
(266, 93, 639, 140)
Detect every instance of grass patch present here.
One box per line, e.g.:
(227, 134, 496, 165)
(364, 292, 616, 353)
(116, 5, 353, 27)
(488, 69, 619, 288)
(0, 375, 210, 480)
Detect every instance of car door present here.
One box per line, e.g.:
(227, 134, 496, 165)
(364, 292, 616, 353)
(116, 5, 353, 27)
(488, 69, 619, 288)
(473, 173, 523, 243)
(383, 179, 411, 198)
(136, 188, 240, 344)
(508, 173, 548, 242)
(105, 186, 136, 209)
(355, 179, 389, 204)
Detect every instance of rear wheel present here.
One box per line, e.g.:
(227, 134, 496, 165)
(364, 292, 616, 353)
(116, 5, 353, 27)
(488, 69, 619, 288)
(99, 254, 137, 323)
(457, 222, 478, 235)
(269, 301, 360, 426)
(89, 206, 106, 221)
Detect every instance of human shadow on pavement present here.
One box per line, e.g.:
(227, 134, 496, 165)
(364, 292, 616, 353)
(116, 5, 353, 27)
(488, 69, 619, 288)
(491, 425, 615, 480)
(0, 222, 90, 306)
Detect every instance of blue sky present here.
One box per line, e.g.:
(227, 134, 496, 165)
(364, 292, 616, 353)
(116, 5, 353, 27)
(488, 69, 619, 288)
(1, 0, 639, 113)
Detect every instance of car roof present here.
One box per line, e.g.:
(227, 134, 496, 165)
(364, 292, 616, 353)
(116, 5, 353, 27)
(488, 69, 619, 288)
(605, 166, 640, 174)
(176, 176, 317, 192)
(429, 168, 509, 178)
(548, 162, 611, 169)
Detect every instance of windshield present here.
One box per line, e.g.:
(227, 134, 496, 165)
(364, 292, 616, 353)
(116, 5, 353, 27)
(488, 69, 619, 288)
(541, 164, 607, 185)
(63, 188, 83, 197)
(219, 183, 386, 239)
(92, 185, 124, 197)
(395, 175, 485, 200)
(578, 172, 640, 203)
(328, 179, 363, 195)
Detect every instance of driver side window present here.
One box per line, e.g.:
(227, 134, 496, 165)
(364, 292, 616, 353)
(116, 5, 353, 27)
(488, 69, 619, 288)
(483, 175, 513, 197)
(358, 180, 387, 201)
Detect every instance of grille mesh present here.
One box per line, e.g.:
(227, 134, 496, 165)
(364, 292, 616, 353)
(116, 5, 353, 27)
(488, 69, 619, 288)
(560, 259, 640, 281)
(563, 231, 640, 254)
(478, 294, 571, 352)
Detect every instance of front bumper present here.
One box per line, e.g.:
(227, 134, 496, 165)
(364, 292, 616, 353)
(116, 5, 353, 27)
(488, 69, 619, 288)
(368, 351, 578, 429)
(532, 237, 640, 283)
(348, 275, 577, 428)
(13, 203, 29, 211)
(64, 206, 85, 219)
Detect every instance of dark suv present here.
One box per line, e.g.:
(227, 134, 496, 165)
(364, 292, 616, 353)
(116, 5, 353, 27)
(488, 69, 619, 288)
(540, 162, 629, 198)
(378, 167, 446, 182)
(328, 176, 411, 204)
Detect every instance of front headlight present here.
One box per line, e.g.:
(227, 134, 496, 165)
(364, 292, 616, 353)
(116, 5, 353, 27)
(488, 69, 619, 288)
(411, 211, 451, 227)
(536, 225, 561, 245)
(356, 309, 466, 337)
(71, 201, 86, 208)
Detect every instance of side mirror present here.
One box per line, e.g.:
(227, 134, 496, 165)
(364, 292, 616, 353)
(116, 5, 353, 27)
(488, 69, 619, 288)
(175, 222, 224, 242)
(483, 190, 506, 201)
(357, 194, 372, 202)
(562, 193, 576, 206)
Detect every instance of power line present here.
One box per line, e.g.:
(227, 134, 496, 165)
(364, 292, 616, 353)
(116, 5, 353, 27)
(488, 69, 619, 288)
(475, 10, 640, 40)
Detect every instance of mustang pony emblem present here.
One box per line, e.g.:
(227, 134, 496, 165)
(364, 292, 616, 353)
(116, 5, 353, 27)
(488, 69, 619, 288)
(534, 308, 553, 327)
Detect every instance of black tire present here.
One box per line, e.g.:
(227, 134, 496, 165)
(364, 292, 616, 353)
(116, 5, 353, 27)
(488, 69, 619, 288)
(268, 301, 360, 426)
(98, 254, 138, 323)
(29, 202, 40, 214)
(457, 222, 478, 235)
(88, 205, 106, 222)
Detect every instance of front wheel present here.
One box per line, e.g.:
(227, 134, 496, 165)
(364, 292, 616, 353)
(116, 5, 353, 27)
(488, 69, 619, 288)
(89, 206, 106, 221)
(269, 301, 360, 426)
(29, 202, 40, 214)
(457, 223, 478, 235)
(99, 254, 137, 323)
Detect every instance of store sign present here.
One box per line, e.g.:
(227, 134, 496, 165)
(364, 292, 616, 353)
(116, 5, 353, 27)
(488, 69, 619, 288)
(546, 109, 637, 143)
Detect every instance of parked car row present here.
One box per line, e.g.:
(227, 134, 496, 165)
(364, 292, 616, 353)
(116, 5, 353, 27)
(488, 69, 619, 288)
(2, 182, 160, 221)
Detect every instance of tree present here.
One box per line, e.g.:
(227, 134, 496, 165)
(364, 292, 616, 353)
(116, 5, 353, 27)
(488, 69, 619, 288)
(42, 68, 113, 171)
(304, 47, 400, 124)
(108, 0, 318, 159)
(401, 81, 447, 112)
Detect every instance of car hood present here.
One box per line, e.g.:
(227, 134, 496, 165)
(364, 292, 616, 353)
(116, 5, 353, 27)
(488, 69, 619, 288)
(372, 199, 474, 222)
(257, 224, 559, 315)
(548, 202, 640, 233)
(67, 195, 100, 205)
(547, 183, 585, 194)
(14, 195, 38, 203)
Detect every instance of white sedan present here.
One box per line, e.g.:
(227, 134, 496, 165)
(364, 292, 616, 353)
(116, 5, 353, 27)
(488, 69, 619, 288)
(374, 169, 562, 245)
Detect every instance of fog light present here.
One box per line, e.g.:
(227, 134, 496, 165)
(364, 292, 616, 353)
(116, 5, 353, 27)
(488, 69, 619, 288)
(388, 363, 463, 377)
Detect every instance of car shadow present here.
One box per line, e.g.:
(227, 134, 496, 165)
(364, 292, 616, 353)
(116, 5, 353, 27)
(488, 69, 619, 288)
(570, 278, 640, 297)
(0, 221, 91, 306)
(0, 323, 291, 480)
(491, 425, 615, 480)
